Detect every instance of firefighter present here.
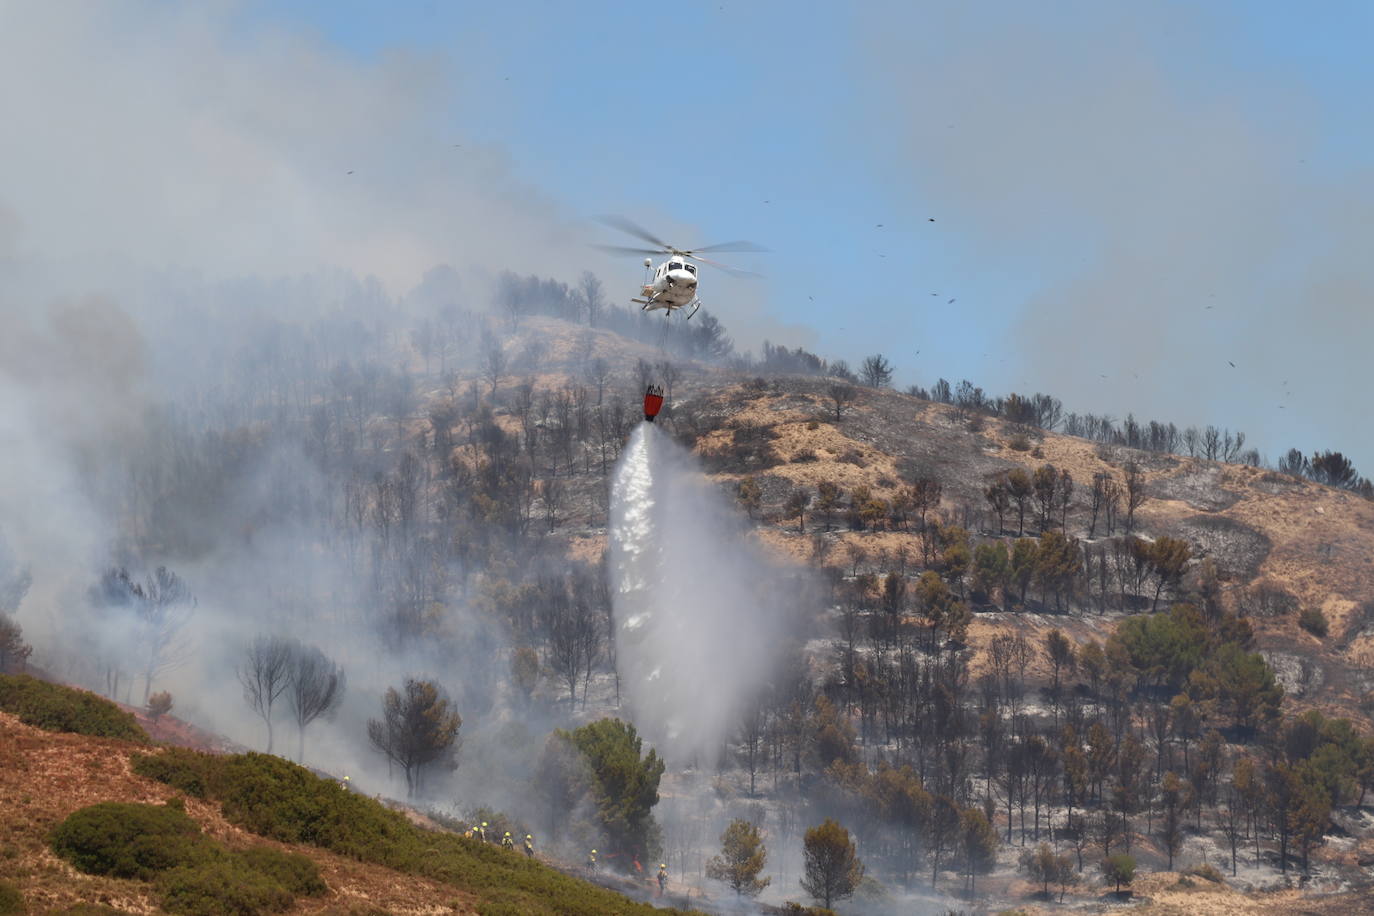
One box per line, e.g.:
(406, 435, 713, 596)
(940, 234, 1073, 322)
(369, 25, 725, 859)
(476, 821, 488, 843)
(657, 862, 667, 894)
(524, 834, 535, 858)
(587, 848, 598, 871)
(501, 831, 514, 850)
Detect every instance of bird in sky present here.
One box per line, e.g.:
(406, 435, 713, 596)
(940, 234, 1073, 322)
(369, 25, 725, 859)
(346, 170, 354, 175)
(947, 298, 956, 304)
(1229, 361, 1236, 368)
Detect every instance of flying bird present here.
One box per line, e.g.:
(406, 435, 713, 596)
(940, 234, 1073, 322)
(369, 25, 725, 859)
(346, 170, 354, 175)
(947, 298, 956, 304)
(928, 218, 936, 222)
(1228, 361, 1236, 368)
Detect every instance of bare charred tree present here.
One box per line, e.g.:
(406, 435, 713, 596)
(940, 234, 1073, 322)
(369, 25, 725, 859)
(587, 357, 611, 406)
(984, 479, 1010, 534)
(137, 567, 195, 703)
(481, 333, 507, 396)
(1033, 465, 1058, 532)
(579, 271, 605, 327)
(1088, 472, 1109, 538)
(786, 488, 812, 533)
(367, 678, 462, 798)
(540, 573, 603, 708)
(237, 635, 294, 754)
(1123, 462, 1146, 534)
(859, 354, 893, 388)
(1005, 470, 1033, 536)
(540, 477, 566, 531)
(828, 383, 857, 421)
(287, 643, 346, 764)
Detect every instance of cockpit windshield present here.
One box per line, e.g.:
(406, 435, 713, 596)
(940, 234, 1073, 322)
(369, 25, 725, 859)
(684, 263, 696, 273)
(668, 262, 682, 271)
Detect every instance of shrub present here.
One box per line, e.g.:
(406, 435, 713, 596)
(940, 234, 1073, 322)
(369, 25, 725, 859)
(133, 748, 219, 798)
(147, 691, 174, 723)
(135, 748, 694, 915)
(793, 448, 818, 463)
(0, 881, 24, 916)
(806, 420, 820, 431)
(1299, 607, 1328, 638)
(234, 847, 327, 896)
(1008, 434, 1031, 452)
(158, 862, 293, 916)
(0, 674, 147, 742)
(1185, 863, 1224, 883)
(50, 908, 124, 916)
(839, 449, 866, 467)
(49, 801, 211, 879)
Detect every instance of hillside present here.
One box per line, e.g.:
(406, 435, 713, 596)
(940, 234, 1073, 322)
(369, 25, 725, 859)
(5, 310, 1374, 915)
(0, 697, 702, 915)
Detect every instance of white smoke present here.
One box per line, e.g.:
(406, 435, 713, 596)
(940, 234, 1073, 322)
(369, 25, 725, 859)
(608, 424, 806, 766)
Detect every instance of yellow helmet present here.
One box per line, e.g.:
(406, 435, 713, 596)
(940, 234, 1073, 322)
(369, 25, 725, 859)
(482, 821, 488, 827)
(505, 831, 511, 836)
(591, 849, 597, 853)
(526, 834, 532, 839)
(660, 863, 666, 868)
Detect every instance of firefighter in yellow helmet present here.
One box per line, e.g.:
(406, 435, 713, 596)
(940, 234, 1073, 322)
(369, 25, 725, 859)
(476, 821, 488, 843)
(657, 862, 667, 894)
(501, 831, 514, 850)
(524, 834, 535, 858)
(587, 848, 598, 870)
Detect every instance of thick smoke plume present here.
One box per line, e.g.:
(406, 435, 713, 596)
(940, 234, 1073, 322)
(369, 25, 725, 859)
(609, 424, 802, 766)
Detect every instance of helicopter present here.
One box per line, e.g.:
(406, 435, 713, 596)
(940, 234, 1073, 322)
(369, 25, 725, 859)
(594, 215, 765, 319)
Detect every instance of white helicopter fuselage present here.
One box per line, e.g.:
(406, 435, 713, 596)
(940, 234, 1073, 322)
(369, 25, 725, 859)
(639, 257, 699, 311)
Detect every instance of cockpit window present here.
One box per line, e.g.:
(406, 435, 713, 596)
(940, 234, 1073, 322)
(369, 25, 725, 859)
(684, 263, 696, 273)
(668, 262, 682, 271)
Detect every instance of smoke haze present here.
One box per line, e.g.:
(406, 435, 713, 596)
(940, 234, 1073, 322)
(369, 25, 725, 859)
(860, 1, 1373, 468)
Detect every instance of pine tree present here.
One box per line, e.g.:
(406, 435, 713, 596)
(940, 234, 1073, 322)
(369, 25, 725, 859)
(705, 818, 771, 897)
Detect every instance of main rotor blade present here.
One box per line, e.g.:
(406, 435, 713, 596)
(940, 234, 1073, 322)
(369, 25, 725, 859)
(686, 240, 770, 254)
(593, 244, 662, 256)
(689, 253, 762, 278)
(596, 215, 673, 250)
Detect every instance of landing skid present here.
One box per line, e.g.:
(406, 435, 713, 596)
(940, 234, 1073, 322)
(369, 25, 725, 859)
(631, 297, 700, 318)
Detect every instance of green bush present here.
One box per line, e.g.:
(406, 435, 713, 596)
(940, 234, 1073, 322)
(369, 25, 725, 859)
(1299, 607, 1329, 637)
(135, 748, 703, 915)
(49, 801, 211, 879)
(0, 674, 147, 742)
(158, 862, 293, 916)
(49, 799, 331, 915)
(133, 748, 218, 798)
(48, 908, 124, 916)
(0, 880, 24, 916)
(234, 847, 327, 896)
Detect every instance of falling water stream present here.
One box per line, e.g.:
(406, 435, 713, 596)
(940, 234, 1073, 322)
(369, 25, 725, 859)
(608, 423, 801, 766)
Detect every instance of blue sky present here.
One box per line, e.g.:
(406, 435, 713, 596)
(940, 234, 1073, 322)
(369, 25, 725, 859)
(53, 1, 1374, 468)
